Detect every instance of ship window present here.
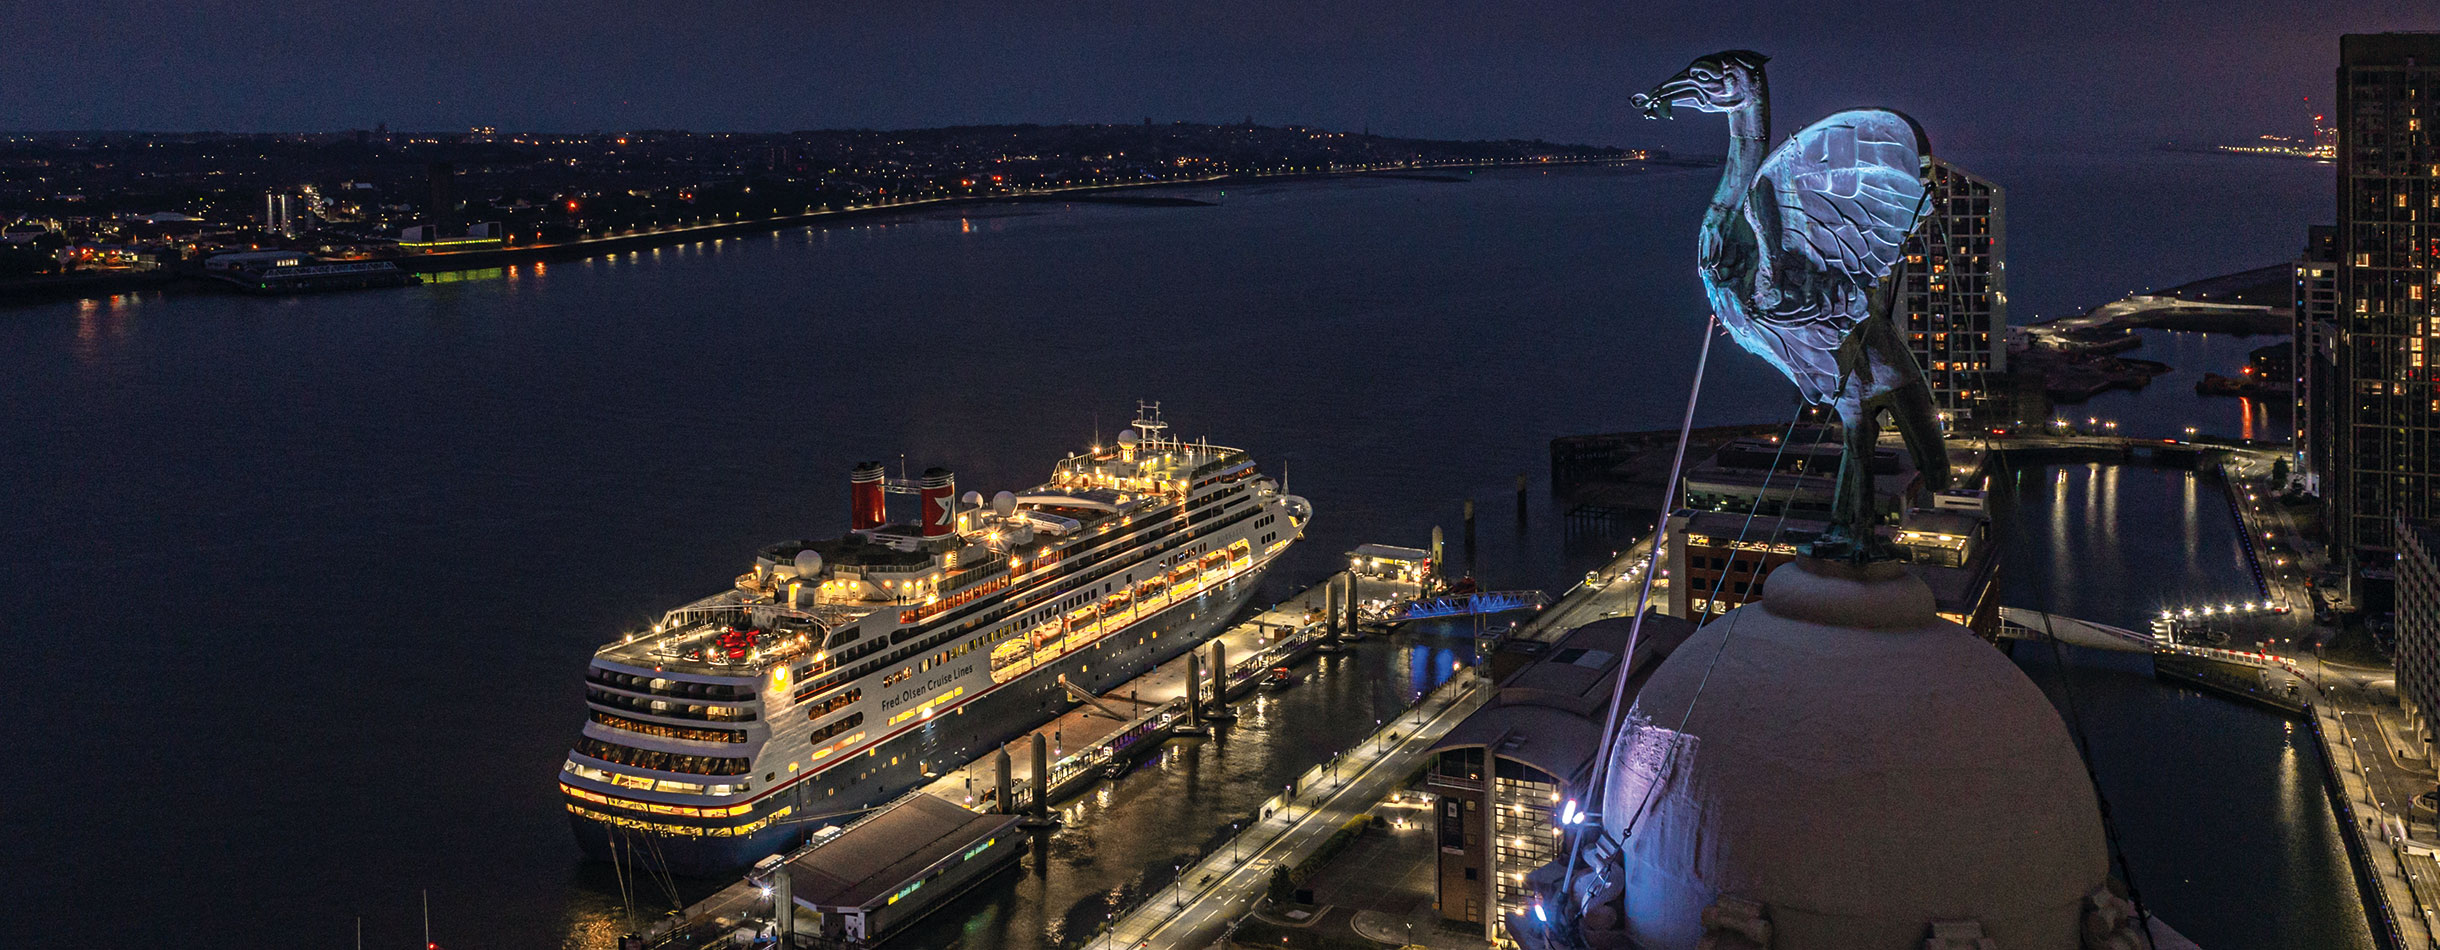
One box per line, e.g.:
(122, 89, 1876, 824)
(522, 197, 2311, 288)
(809, 712, 866, 743)
(572, 736, 751, 776)
(590, 711, 748, 744)
(805, 689, 862, 720)
(586, 687, 756, 723)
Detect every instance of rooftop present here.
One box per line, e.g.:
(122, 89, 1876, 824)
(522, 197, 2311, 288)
(780, 793, 1024, 912)
(1430, 612, 1699, 785)
(1674, 508, 1999, 625)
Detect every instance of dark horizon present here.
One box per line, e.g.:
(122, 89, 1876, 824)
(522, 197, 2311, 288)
(5, 1, 2431, 152)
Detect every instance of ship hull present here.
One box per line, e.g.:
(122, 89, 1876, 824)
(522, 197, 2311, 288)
(570, 565, 1273, 875)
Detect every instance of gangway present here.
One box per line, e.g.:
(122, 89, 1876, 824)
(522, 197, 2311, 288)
(1058, 674, 1140, 721)
(1378, 589, 1551, 625)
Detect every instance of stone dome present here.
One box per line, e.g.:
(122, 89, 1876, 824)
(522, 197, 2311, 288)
(1596, 558, 2109, 949)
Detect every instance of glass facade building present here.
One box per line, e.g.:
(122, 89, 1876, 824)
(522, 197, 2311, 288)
(2295, 225, 2341, 498)
(2397, 520, 2440, 742)
(1898, 158, 2007, 429)
(2333, 33, 2440, 592)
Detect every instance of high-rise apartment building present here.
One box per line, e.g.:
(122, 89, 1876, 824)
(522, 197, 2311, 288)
(2333, 33, 2440, 594)
(1898, 158, 2007, 429)
(2397, 518, 2440, 741)
(2295, 225, 2340, 497)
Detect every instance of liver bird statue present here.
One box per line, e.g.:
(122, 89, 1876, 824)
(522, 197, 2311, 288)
(1633, 50, 1950, 558)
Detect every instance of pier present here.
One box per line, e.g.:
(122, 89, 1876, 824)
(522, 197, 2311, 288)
(640, 562, 1421, 948)
(922, 567, 1417, 814)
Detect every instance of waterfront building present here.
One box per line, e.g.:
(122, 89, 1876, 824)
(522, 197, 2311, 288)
(2331, 33, 2440, 598)
(399, 221, 505, 252)
(747, 793, 1024, 946)
(2399, 518, 2440, 742)
(1423, 612, 1698, 935)
(1897, 158, 2008, 429)
(2295, 225, 2340, 497)
(1658, 431, 2000, 638)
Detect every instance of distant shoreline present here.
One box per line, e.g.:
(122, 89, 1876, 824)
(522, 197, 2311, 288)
(2027, 262, 2293, 339)
(2010, 261, 2293, 403)
(2, 156, 1704, 307)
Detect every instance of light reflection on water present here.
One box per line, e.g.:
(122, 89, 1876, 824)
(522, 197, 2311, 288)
(875, 626, 1475, 950)
(1998, 462, 2370, 949)
(2071, 328, 2291, 442)
(0, 153, 2345, 950)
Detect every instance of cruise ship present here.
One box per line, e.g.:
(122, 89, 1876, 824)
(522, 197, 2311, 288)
(560, 407, 1309, 874)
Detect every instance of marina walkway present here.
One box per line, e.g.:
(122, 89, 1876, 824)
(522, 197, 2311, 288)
(2312, 664, 2440, 949)
(1099, 541, 1652, 950)
(1512, 533, 1663, 645)
(1099, 672, 1485, 950)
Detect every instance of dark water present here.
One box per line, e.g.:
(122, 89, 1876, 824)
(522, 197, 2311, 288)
(890, 625, 1478, 950)
(1996, 463, 2371, 950)
(2075, 328, 2289, 442)
(0, 151, 2346, 949)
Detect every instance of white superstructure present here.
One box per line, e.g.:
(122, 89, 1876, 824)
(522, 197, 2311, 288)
(561, 406, 1309, 872)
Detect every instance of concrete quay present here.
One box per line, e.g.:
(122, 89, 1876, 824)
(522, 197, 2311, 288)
(1097, 672, 1486, 950)
(2144, 450, 2437, 948)
(1094, 538, 1652, 950)
(644, 566, 1423, 949)
(920, 569, 1417, 814)
(2308, 667, 2440, 950)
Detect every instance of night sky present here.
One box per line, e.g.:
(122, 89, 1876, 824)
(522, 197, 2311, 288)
(5, 0, 2429, 150)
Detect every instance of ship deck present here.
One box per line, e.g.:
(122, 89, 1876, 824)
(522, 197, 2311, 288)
(591, 591, 867, 676)
(587, 433, 1265, 680)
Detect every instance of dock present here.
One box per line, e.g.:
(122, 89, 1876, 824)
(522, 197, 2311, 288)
(642, 563, 1423, 948)
(923, 568, 1419, 813)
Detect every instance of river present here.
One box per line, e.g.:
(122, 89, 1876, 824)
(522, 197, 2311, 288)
(0, 149, 2351, 949)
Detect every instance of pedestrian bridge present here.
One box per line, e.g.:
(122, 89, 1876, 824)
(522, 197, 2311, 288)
(1977, 432, 2284, 468)
(1378, 589, 1550, 624)
(1997, 607, 2158, 653)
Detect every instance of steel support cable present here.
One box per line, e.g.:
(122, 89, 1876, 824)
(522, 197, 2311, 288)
(1616, 407, 1806, 843)
(2002, 444, 2157, 948)
(1554, 312, 1718, 910)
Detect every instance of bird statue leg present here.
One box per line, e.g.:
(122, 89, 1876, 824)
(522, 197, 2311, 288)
(1807, 305, 1888, 560)
(1887, 370, 1952, 494)
(1814, 394, 1888, 562)
(1812, 270, 1947, 561)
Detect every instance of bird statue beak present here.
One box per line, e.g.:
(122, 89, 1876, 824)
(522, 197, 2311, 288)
(1632, 72, 1698, 120)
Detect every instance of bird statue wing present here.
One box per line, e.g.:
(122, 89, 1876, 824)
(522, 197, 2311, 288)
(1738, 109, 1929, 371)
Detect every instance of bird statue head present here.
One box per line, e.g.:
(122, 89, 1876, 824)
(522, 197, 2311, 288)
(1631, 50, 1769, 119)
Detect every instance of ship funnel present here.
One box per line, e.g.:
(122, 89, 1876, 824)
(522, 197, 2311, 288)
(920, 467, 958, 538)
(850, 461, 888, 530)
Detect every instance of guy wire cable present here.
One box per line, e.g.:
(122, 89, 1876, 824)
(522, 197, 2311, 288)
(1555, 311, 1719, 909)
(2000, 443, 2156, 947)
(1617, 403, 1807, 841)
